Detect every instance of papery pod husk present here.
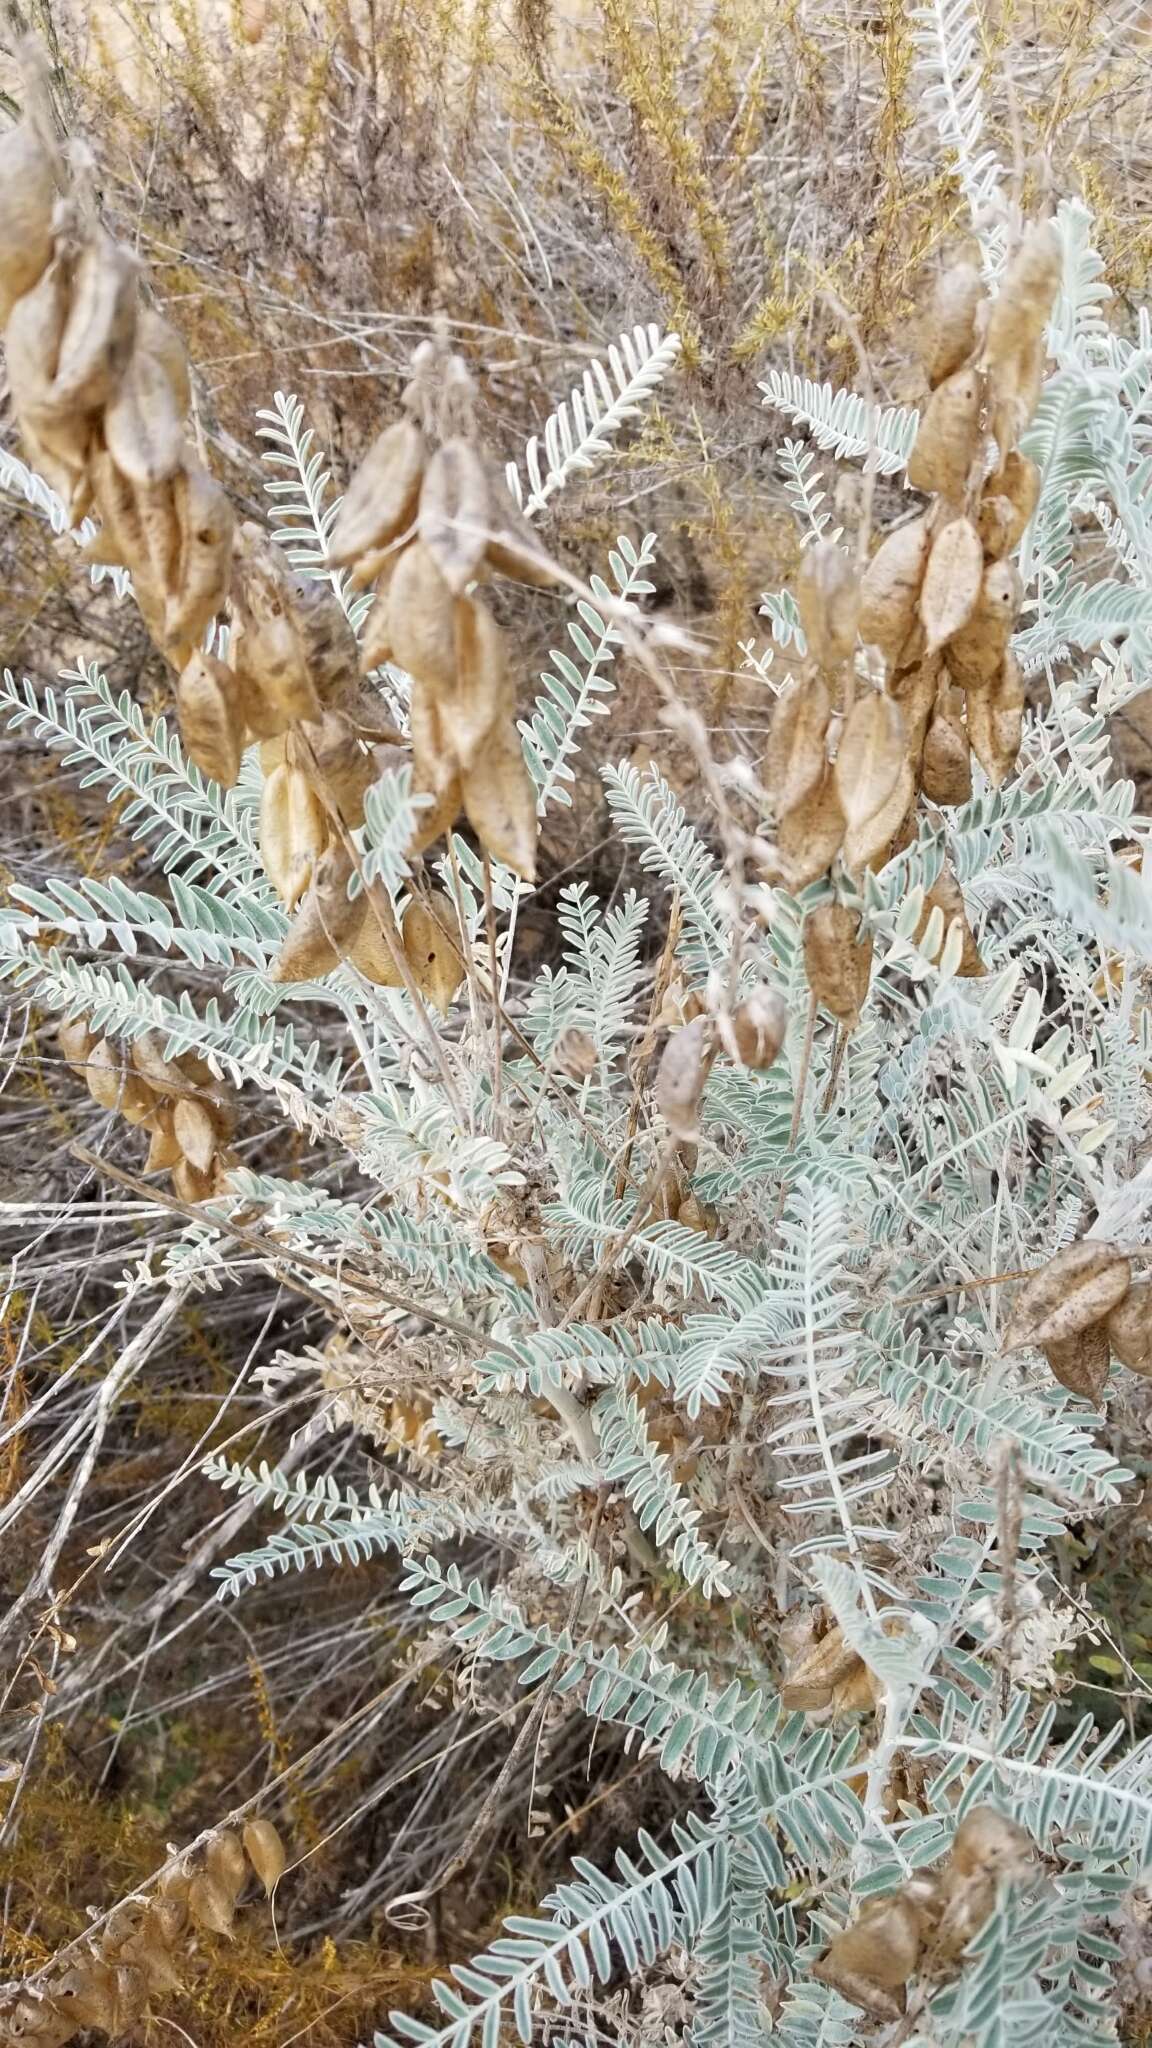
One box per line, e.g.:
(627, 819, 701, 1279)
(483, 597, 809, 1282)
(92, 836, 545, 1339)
(303, 708, 379, 827)
(551, 1026, 598, 1081)
(803, 903, 873, 1027)
(48, 1959, 121, 2032)
(949, 1805, 1035, 1880)
(0, 118, 57, 325)
(484, 465, 563, 587)
(989, 449, 1041, 537)
(829, 1660, 880, 1714)
(235, 639, 291, 741)
(990, 329, 1048, 459)
(419, 435, 491, 594)
(103, 337, 185, 485)
(795, 540, 859, 669)
(920, 699, 972, 806)
(1044, 1325, 1111, 1403)
(460, 720, 538, 881)
(858, 515, 930, 665)
(259, 762, 328, 909)
(89, 445, 154, 609)
(842, 756, 914, 876)
(408, 680, 463, 852)
(921, 262, 985, 387)
(920, 516, 984, 654)
(131, 1030, 193, 1096)
(173, 1095, 220, 1174)
(243, 1816, 288, 1893)
(18, 403, 93, 525)
(906, 367, 983, 503)
(345, 900, 407, 987)
(1106, 1280, 1152, 1377)
(386, 540, 459, 692)
(890, 651, 941, 757)
(917, 864, 985, 976)
(812, 1901, 919, 2016)
(119, 1070, 160, 1127)
(348, 540, 399, 595)
(833, 692, 906, 831)
(780, 1620, 863, 1711)
(143, 1108, 183, 1173)
(1003, 1238, 1131, 1353)
(655, 1012, 712, 1140)
(765, 673, 831, 818)
(84, 1036, 127, 1111)
(177, 650, 245, 788)
(983, 221, 1062, 375)
(232, 523, 319, 720)
(978, 492, 1024, 561)
(49, 228, 139, 417)
(769, 768, 846, 891)
(205, 1827, 248, 1900)
(118, 1915, 184, 1997)
(722, 986, 787, 1071)
(5, 251, 71, 406)
(290, 573, 360, 705)
(360, 550, 400, 671)
(967, 651, 1024, 788)
(167, 462, 235, 652)
(943, 558, 1021, 688)
(272, 843, 366, 983)
(402, 889, 466, 1012)
(187, 1871, 237, 1938)
(453, 596, 511, 770)
(171, 1156, 216, 1204)
(327, 417, 426, 568)
(58, 1014, 97, 1077)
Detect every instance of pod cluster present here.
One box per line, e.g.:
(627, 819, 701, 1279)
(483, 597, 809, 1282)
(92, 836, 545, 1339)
(59, 1019, 234, 1202)
(814, 1806, 1035, 2019)
(762, 225, 1062, 1030)
(0, 1820, 285, 2046)
(1003, 1237, 1152, 1403)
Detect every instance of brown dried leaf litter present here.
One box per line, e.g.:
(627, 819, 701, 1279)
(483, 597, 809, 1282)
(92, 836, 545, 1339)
(763, 225, 1059, 1031)
(0, 1819, 286, 2045)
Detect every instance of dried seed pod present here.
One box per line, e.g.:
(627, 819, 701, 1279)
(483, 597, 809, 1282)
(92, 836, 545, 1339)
(386, 541, 459, 691)
(949, 1806, 1035, 1880)
(1044, 1325, 1110, 1404)
(0, 118, 57, 324)
(916, 864, 984, 976)
(655, 1013, 712, 1140)
(858, 515, 930, 665)
(841, 756, 914, 875)
(722, 986, 787, 1070)
(890, 652, 941, 757)
(291, 574, 360, 705)
(977, 493, 1022, 561)
(403, 890, 465, 1012)
(1106, 1280, 1152, 1377)
(460, 723, 538, 881)
(484, 467, 563, 587)
(419, 436, 491, 594)
(205, 1827, 248, 1900)
(167, 462, 235, 652)
(137, 306, 192, 416)
(84, 1037, 127, 1111)
(304, 709, 379, 826)
(49, 1961, 120, 2033)
(781, 1621, 863, 1711)
(906, 367, 983, 502)
(1003, 1239, 1131, 1353)
(327, 418, 426, 568)
(272, 843, 366, 983)
(834, 692, 906, 831)
(177, 650, 245, 788)
(243, 1817, 287, 1894)
(187, 1872, 237, 1938)
(920, 515, 984, 653)
(990, 450, 1041, 536)
(118, 1071, 160, 1127)
(143, 1110, 183, 1174)
(765, 674, 831, 818)
(173, 1096, 219, 1174)
(943, 558, 1021, 687)
(135, 477, 185, 643)
(830, 1660, 881, 1714)
(984, 221, 1062, 373)
(232, 523, 319, 721)
(259, 763, 328, 909)
(803, 903, 873, 1026)
(813, 1893, 922, 2015)
(920, 700, 972, 806)
(49, 228, 139, 416)
(58, 1015, 97, 1077)
(103, 338, 185, 485)
(921, 261, 985, 386)
(5, 250, 71, 404)
(171, 1156, 216, 1204)
(795, 541, 859, 668)
(360, 552, 399, 671)
(967, 650, 1025, 787)
(131, 1030, 192, 1095)
(769, 769, 846, 890)
(345, 903, 407, 987)
(88, 445, 154, 607)
(454, 597, 511, 769)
